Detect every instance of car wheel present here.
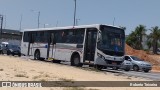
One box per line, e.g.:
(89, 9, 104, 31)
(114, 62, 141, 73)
(18, 53, 21, 57)
(7, 51, 11, 55)
(144, 69, 150, 73)
(124, 67, 130, 71)
(133, 65, 139, 71)
(12, 53, 14, 56)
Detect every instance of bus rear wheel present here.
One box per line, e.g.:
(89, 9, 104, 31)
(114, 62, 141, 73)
(52, 60, 61, 63)
(34, 50, 40, 60)
(71, 54, 82, 67)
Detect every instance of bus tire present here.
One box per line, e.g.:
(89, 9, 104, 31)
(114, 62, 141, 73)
(71, 54, 82, 67)
(34, 50, 40, 60)
(52, 60, 61, 63)
(94, 65, 103, 71)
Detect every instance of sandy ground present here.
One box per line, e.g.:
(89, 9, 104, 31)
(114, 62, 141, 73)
(0, 55, 159, 90)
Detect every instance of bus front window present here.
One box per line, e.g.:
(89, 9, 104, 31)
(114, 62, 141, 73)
(97, 26, 125, 56)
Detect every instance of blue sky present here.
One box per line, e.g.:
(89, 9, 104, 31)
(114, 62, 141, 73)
(0, 0, 160, 35)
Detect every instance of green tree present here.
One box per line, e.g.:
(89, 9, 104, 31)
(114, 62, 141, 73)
(126, 25, 146, 50)
(146, 39, 152, 50)
(126, 31, 137, 49)
(148, 26, 160, 54)
(134, 25, 147, 49)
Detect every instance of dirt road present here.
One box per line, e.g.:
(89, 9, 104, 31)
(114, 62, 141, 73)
(0, 55, 159, 90)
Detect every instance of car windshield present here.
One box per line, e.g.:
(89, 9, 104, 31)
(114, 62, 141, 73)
(130, 56, 143, 61)
(8, 45, 19, 49)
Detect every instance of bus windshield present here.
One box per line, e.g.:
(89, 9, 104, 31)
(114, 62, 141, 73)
(98, 25, 125, 56)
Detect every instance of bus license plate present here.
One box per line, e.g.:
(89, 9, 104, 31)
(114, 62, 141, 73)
(112, 62, 117, 65)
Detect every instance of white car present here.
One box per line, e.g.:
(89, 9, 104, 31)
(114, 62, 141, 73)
(123, 55, 152, 72)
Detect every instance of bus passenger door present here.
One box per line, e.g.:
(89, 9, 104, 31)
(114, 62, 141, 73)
(84, 28, 97, 63)
(47, 33, 56, 60)
(27, 32, 34, 56)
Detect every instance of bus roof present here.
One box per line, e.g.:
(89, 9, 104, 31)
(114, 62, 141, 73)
(22, 24, 122, 32)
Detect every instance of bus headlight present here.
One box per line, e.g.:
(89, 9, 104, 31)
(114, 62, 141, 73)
(97, 53, 105, 60)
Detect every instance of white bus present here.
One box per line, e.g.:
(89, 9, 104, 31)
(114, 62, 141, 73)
(21, 24, 131, 71)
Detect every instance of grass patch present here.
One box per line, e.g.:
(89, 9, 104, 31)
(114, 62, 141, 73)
(39, 78, 47, 81)
(59, 78, 74, 82)
(32, 75, 41, 79)
(80, 67, 101, 72)
(0, 69, 4, 71)
(44, 74, 50, 77)
(15, 74, 28, 78)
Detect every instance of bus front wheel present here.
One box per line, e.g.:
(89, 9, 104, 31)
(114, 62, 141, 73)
(94, 65, 103, 70)
(34, 50, 40, 60)
(71, 54, 82, 67)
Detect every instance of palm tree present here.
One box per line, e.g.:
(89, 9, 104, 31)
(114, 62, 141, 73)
(126, 25, 147, 50)
(146, 38, 152, 50)
(126, 31, 138, 49)
(134, 25, 147, 50)
(148, 26, 160, 54)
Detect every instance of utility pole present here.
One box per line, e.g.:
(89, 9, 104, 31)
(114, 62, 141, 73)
(73, 0, 77, 26)
(44, 24, 49, 28)
(0, 15, 3, 40)
(19, 14, 23, 30)
(38, 11, 40, 28)
(113, 17, 115, 26)
(56, 21, 59, 27)
(31, 10, 40, 28)
(76, 19, 80, 26)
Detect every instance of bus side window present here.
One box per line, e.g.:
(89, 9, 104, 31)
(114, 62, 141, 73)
(55, 31, 66, 43)
(66, 31, 74, 43)
(76, 34, 84, 44)
(40, 32, 44, 43)
(61, 31, 67, 43)
(23, 32, 29, 42)
(43, 32, 48, 43)
(75, 28, 85, 44)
